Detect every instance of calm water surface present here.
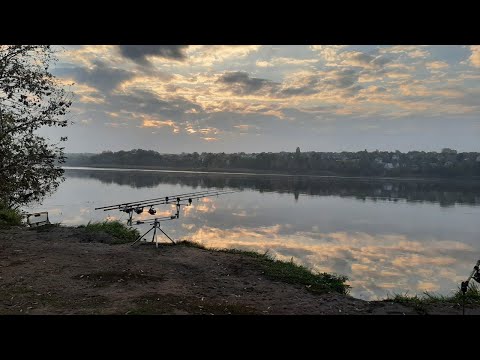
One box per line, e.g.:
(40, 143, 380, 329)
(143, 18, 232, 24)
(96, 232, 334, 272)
(27, 167, 480, 300)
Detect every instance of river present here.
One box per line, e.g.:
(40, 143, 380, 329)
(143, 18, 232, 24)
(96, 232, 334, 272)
(26, 167, 480, 300)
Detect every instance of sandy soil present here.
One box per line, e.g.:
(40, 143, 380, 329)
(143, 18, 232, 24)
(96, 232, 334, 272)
(1, 226, 478, 315)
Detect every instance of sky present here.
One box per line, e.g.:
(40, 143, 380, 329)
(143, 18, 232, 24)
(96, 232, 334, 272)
(46, 45, 480, 154)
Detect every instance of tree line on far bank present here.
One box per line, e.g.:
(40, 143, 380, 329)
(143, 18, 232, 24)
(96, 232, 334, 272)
(65, 148, 480, 178)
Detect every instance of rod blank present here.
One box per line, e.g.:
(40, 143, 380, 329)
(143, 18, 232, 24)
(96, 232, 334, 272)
(95, 190, 236, 211)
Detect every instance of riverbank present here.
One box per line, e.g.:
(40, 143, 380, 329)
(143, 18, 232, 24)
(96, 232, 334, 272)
(1, 225, 479, 315)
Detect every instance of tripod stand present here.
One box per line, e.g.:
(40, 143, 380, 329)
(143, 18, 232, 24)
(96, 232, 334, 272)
(130, 218, 176, 247)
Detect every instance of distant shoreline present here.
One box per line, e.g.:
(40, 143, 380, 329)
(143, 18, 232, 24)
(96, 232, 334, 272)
(63, 165, 480, 183)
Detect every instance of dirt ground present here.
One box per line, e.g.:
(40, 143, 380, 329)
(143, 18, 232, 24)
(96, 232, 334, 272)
(1, 226, 478, 315)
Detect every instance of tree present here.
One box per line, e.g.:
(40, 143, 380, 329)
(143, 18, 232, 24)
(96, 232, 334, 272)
(441, 148, 457, 154)
(0, 45, 72, 207)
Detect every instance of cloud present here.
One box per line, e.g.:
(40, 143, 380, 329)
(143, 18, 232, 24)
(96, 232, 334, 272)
(282, 68, 365, 99)
(54, 60, 134, 93)
(185, 45, 261, 66)
(141, 119, 177, 128)
(184, 125, 220, 137)
(310, 45, 347, 62)
(105, 122, 128, 128)
(256, 60, 271, 67)
(217, 71, 279, 96)
(118, 45, 189, 65)
(68, 83, 105, 104)
(364, 85, 387, 94)
(217, 68, 364, 100)
(326, 68, 360, 88)
(50, 45, 480, 152)
(342, 51, 375, 68)
(108, 89, 204, 120)
(469, 46, 480, 67)
(426, 61, 449, 70)
(56, 45, 119, 68)
(233, 124, 256, 131)
(379, 45, 429, 59)
(255, 57, 318, 68)
(312, 47, 393, 71)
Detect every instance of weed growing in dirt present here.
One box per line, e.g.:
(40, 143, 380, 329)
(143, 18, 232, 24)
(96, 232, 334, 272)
(80, 221, 140, 244)
(0, 202, 23, 227)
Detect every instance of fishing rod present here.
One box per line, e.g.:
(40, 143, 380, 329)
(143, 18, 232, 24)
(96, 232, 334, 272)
(134, 196, 196, 225)
(95, 189, 234, 211)
(460, 260, 480, 315)
(94, 189, 236, 226)
(94, 189, 234, 210)
(129, 190, 236, 214)
(135, 215, 177, 225)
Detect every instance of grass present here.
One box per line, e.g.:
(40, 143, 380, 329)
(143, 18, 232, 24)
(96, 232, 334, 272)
(0, 202, 23, 227)
(176, 240, 350, 295)
(387, 283, 480, 313)
(79, 220, 140, 244)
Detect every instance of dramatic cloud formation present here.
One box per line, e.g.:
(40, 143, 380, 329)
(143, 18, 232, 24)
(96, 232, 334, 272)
(54, 60, 135, 93)
(118, 45, 189, 65)
(48, 45, 480, 153)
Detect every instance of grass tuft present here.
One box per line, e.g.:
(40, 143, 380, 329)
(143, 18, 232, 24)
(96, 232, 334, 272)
(79, 220, 140, 244)
(0, 202, 23, 227)
(175, 240, 207, 250)
(388, 283, 480, 312)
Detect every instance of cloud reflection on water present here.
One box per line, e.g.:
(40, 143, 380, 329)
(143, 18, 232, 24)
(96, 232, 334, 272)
(184, 224, 476, 299)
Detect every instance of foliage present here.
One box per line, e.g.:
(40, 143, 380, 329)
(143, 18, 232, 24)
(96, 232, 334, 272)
(0, 45, 72, 207)
(65, 148, 480, 178)
(80, 221, 140, 244)
(0, 201, 23, 227)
